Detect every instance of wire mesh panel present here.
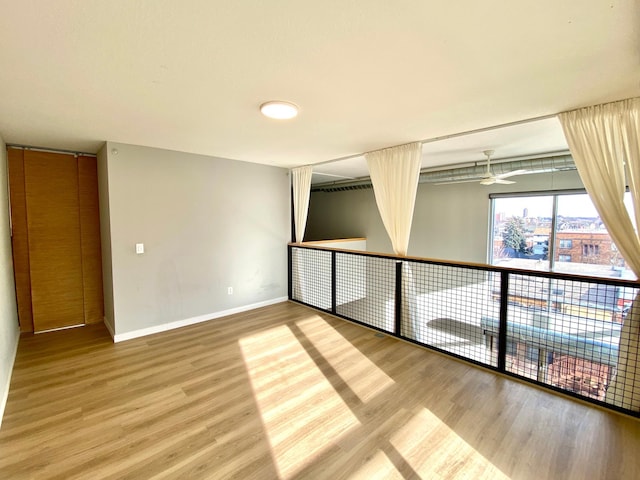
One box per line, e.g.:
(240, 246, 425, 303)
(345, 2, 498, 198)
(335, 253, 396, 333)
(608, 288, 640, 411)
(290, 247, 332, 310)
(403, 261, 499, 366)
(504, 273, 637, 404)
(288, 244, 640, 416)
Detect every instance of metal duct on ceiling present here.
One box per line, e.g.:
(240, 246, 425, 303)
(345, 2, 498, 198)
(311, 153, 575, 193)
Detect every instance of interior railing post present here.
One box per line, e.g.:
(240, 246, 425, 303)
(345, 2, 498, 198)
(498, 271, 509, 372)
(395, 261, 403, 337)
(287, 245, 293, 300)
(331, 250, 337, 314)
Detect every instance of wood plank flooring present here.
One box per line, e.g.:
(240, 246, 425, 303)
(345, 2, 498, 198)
(1, 301, 639, 479)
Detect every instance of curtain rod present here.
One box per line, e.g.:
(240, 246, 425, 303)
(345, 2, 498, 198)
(309, 112, 559, 168)
(6, 143, 97, 157)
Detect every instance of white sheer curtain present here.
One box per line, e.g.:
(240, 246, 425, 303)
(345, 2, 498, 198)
(291, 165, 313, 243)
(559, 97, 640, 411)
(365, 142, 422, 256)
(366, 142, 422, 339)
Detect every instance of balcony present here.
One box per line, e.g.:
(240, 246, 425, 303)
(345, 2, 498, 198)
(289, 243, 640, 416)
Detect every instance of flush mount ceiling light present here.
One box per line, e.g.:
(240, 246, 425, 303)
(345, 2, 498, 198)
(260, 101, 299, 120)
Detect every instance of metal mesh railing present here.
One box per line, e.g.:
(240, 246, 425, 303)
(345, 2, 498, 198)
(290, 247, 332, 310)
(335, 252, 396, 333)
(500, 275, 634, 404)
(289, 244, 640, 416)
(402, 263, 499, 366)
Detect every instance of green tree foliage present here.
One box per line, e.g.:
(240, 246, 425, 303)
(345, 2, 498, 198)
(503, 216, 527, 254)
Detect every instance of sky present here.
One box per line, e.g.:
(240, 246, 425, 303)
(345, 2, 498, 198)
(494, 193, 634, 219)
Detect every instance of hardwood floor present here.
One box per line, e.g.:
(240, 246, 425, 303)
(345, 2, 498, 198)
(1, 301, 639, 479)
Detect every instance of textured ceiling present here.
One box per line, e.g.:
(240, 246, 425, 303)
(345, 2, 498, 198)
(0, 1, 638, 171)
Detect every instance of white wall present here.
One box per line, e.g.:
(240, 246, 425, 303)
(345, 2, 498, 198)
(96, 144, 115, 335)
(303, 238, 367, 251)
(0, 135, 20, 427)
(307, 170, 585, 263)
(102, 142, 289, 338)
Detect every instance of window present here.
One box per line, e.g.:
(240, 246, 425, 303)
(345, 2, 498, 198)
(582, 244, 600, 256)
(490, 191, 636, 280)
(490, 195, 553, 270)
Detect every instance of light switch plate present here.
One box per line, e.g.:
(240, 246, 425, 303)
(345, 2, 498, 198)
(136, 243, 144, 254)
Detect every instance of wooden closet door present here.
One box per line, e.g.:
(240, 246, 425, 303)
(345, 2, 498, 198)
(78, 155, 104, 324)
(24, 151, 84, 332)
(7, 149, 33, 332)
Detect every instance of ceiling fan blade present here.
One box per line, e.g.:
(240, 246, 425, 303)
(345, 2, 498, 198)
(479, 178, 496, 186)
(493, 178, 516, 184)
(494, 169, 528, 180)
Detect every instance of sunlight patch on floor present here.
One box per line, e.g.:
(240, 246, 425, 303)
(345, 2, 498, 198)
(296, 316, 395, 403)
(240, 324, 360, 479)
(348, 449, 403, 480)
(389, 408, 510, 479)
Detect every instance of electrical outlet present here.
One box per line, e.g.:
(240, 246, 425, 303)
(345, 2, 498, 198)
(227, 287, 233, 295)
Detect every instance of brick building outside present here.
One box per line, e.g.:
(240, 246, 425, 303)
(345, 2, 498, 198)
(555, 230, 623, 267)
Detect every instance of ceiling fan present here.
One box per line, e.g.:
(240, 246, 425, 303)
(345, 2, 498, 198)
(435, 150, 527, 186)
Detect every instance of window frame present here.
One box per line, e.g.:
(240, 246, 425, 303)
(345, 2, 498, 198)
(558, 239, 573, 249)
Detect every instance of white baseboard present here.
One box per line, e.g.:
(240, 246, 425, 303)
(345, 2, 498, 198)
(112, 296, 288, 343)
(0, 329, 20, 429)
